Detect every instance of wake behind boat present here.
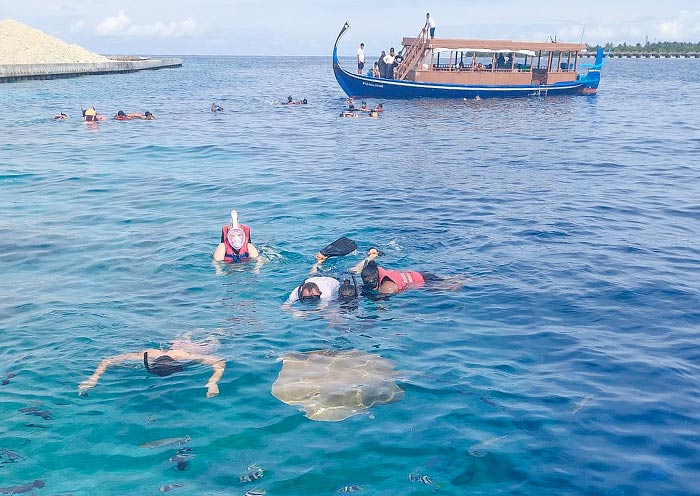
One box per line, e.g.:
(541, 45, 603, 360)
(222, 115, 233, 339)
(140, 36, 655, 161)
(333, 21, 605, 99)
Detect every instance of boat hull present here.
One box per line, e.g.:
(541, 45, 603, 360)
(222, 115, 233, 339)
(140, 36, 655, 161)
(333, 62, 596, 99)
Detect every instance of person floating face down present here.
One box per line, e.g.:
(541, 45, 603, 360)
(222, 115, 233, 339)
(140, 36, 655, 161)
(78, 346, 226, 398)
(282, 276, 358, 310)
(213, 210, 260, 263)
(360, 260, 428, 296)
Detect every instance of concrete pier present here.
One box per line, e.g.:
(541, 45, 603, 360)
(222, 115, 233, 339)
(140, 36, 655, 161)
(0, 58, 183, 83)
(580, 52, 700, 58)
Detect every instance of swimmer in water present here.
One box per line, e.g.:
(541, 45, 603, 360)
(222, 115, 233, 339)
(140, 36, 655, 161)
(82, 107, 105, 122)
(353, 248, 466, 296)
(211, 102, 224, 112)
(78, 342, 226, 398)
(212, 209, 260, 263)
(53, 112, 68, 120)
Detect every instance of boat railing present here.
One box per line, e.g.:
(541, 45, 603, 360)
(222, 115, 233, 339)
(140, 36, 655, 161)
(394, 23, 431, 80)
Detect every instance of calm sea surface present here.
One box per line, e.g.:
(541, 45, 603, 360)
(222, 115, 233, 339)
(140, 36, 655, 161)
(1, 56, 699, 495)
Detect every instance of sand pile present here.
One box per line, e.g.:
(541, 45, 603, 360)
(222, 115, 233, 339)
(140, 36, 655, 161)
(0, 19, 110, 65)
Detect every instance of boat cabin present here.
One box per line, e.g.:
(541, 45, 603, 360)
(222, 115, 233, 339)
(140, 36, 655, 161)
(397, 33, 587, 86)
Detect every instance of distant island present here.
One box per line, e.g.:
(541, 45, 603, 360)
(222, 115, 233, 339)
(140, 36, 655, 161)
(586, 41, 700, 57)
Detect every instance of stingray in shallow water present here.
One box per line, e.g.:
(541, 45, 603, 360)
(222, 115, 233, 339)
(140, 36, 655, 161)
(271, 349, 404, 422)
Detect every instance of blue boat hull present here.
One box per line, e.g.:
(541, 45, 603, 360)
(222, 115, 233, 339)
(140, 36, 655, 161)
(333, 63, 597, 99)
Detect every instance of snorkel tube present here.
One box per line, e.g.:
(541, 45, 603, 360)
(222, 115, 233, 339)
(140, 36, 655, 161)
(227, 210, 247, 250)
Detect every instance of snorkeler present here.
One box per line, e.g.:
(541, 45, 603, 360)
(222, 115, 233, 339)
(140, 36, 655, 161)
(78, 345, 226, 398)
(53, 112, 68, 120)
(359, 259, 464, 296)
(282, 275, 359, 309)
(82, 107, 105, 122)
(211, 102, 224, 112)
(212, 210, 259, 263)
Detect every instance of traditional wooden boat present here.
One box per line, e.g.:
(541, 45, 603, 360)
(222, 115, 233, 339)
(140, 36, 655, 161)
(333, 22, 604, 99)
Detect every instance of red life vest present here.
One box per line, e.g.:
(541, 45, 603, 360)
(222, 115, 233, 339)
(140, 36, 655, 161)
(377, 267, 425, 292)
(221, 224, 251, 263)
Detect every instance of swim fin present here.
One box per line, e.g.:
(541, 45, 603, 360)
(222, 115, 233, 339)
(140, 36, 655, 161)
(319, 237, 357, 258)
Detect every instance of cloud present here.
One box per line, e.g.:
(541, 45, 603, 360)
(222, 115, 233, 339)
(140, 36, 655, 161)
(656, 10, 700, 39)
(96, 10, 131, 36)
(70, 20, 86, 33)
(95, 11, 200, 38)
(127, 17, 199, 37)
(545, 10, 700, 45)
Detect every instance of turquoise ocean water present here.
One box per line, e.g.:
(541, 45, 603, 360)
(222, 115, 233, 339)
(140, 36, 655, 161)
(1, 56, 699, 495)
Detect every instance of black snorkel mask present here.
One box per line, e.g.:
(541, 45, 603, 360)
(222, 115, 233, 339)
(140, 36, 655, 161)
(143, 352, 184, 377)
(360, 261, 380, 294)
(338, 275, 359, 301)
(297, 283, 322, 304)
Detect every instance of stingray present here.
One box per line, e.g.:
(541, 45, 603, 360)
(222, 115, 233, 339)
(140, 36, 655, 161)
(271, 349, 404, 421)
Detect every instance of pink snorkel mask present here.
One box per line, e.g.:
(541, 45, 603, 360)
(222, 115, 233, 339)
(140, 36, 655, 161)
(227, 210, 246, 250)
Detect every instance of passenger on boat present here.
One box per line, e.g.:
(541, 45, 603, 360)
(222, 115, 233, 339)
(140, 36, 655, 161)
(506, 53, 513, 67)
(213, 209, 259, 263)
(357, 42, 365, 74)
(372, 62, 381, 77)
(496, 53, 506, 68)
(377, 51, 387, 78)
(53, 112, 68, 120)
(383, 48, 396, 79)
(426, 13, 436, 39)
(211, 102, 224, 112)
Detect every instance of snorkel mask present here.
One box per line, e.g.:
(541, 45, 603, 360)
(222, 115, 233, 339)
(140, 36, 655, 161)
(297, 282, 322, 303)
(227, 210, 247, 250)
(143, 352, 184, 377)
(338, 276, 359, 301)
(360, 261, 380, 293)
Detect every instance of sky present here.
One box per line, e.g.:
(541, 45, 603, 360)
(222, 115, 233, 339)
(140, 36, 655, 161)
(2, 0, 700, 56)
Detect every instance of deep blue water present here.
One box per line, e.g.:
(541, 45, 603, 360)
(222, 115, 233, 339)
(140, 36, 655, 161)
(1, 56, 699, 495)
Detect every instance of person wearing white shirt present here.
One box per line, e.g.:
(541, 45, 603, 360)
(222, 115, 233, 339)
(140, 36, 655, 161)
(426, 13, 436, 38)
(383, 47, 396, 79)
(357, 43, 365, 74)
(284, 276, 341, 307)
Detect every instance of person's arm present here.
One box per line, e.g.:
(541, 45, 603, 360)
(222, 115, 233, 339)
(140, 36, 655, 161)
(201, 356, 226, 398)
(247, 243, 259, 259)
(379, 280, 399, 295)
(78, 352, 143, 396)
(170, 351, 226, 398)
(309, 252, 327, 275)
(281, 287, 299, 310)
(213, 242, 226, 262)
(350, 247, 382, 274)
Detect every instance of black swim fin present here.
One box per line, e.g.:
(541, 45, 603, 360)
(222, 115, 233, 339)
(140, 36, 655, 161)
(320, 237, 357, 258)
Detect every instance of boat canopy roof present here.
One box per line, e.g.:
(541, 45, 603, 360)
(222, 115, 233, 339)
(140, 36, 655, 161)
(432, 47, 537, 56)
(402, 37, 587, 53)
